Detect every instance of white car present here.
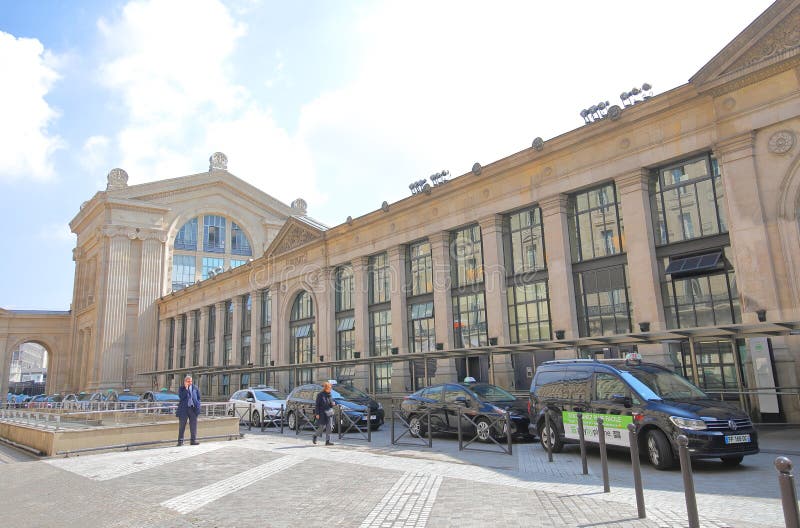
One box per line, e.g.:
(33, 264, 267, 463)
(228, 386, 287, 426)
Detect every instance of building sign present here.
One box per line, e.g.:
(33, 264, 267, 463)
(562, 411, 633, 447)
(748, 337, 780, 415)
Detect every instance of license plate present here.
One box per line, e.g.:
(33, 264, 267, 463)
(724, 434, 750, 444)
(370, 415, 377, 420)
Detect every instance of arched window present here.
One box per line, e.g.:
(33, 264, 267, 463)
(171, 214, 254, 292)
(289, 291, 315, 385)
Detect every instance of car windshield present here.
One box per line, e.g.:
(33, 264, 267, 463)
(331, 384, 369, 400)
(254, 390, 285, 401)
(469, 384, 516, 402)
(623, 366, 708, 400)
(154, 393, 180, 402)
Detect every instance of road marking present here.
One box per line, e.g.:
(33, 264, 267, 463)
(359, 472, 442, 528)
(45, 443, 227, 480)
(160, 455, 304, 514)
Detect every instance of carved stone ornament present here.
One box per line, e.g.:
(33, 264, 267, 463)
(768, 130, 795, 154)
(275, 225, 317, 254)
(472, 162, 482, 175)
(291, 198, 307, 214)
(346, 215, 353, 225)
(209, 152, 228, 171)
(727, 7, 800, 74)
(381, 201, 390, 212)
(532, 137, 544, 151)
(607, 105, 622, 121)
(106, 168, 129, 191)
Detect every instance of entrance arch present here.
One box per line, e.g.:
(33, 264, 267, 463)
(0, 310, 71, 398)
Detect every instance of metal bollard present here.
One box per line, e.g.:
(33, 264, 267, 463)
(280, 404, 285, 434)
(677, 435, 699, 528)
(505, 412, 513, 456)
(390, 401, 395, 443)
(627, 423, 646, 519)
(577, 412, 588, 475)
(457, 406, 464, 451)
(775, 456, 800, 528)
(248, 403, 253, 431)
(544, 411, 553, 462)
(597, 417, 610, 492)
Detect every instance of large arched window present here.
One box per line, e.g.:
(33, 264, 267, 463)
(290, 291, 315, 385)
(171, 214, 253, 292)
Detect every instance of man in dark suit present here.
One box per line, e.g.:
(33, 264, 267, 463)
(177, 375, 201, 446)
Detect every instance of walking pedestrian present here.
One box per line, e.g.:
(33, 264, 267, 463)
(177, 375, 201, 446)
(312, 381, 336, 446)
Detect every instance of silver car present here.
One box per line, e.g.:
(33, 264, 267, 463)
(228, 386, 287, 426)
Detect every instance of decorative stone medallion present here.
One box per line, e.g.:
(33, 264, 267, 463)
(209, 152, 228, 171)
(106, 168, 129, 190)
(722, 97, 736, 111)
(291, 198, 308, 214)
(619, 138, 631, 150)
(768, 130, 795, 154)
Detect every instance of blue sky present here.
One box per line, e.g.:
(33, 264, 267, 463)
(0, 0, 774, 310)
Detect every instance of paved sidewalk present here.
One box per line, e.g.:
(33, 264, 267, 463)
(0, 425, 797, 527)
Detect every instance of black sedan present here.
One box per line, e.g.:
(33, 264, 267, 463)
(400, 382, 531, 441)
(285, 383, 384, 431)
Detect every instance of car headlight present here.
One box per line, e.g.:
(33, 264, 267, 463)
(669, 416, 707, 430)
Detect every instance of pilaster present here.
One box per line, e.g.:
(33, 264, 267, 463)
(352, 257, 371, 357)
(99, 227, 133, 386)
(136, 229, 165, 385)
(540, 195, 579, 339)
(198, 306, 209, 367)
(429, 232, 454, 350)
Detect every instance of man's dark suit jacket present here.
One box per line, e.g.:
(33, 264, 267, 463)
(177, 385, 201, 418)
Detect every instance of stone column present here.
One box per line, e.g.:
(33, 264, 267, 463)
(136, 230, 165, 384)
(99, 227, 133, 387)
(478, 215, 513, 386)
(616, 170, 666, 329)
(270, 286, 285, 389)
(232, 297, 242, 365)
(214, 301, 225, 367)
(540, 195, 579, 343)
(714, 133, 781, 320)
(251, 290, 262, 365)
(388, 245, 410, 392)
(175, 315, 184, 370)
(352, 257, 371, 388)
(429, 231, 456, 382)
(198, 306, 209, 367)
(0, 333, 9, 399)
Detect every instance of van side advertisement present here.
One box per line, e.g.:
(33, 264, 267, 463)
(562, 412, 633, 447)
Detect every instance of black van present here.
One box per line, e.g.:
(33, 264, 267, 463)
(528, 358, 758, 469)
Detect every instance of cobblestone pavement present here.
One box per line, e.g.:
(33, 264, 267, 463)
(0, 426, 797, 528)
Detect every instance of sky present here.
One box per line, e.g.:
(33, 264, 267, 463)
(0, 0, 775, 311)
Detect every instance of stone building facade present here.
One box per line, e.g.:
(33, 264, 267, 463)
(2, 1, 800, 421)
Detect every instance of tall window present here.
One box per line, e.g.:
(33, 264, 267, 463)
(408, 240, 433, 296)
(451, 225, 487, 348)
(568, 183, 624, 262)
(369, 253, 391, 304)
(408, 301, 435, 352)
(370, 310, 392, 356)
(171, 214, 253, 291)
(506, 206, 551, 343)
(260, 289, 272, 366)
(179, 314, 187, 368)
(223, 300, 233, 366)
(290, 291, 315, 366)
(167, 318, 175, 369)
(241, 294, 251, 365)
(192, 310, 200, 366)
(336, 265, 355, 360)
(206, 305, 216, 365)
(651, 156, 726, 246)
(172, 255, 196, 291)
(660, 247, 739, 329)
(574, 265, 632, 336)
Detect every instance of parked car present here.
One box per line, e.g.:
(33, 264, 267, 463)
(285, 382, 384, 432)
(108, 389, 141, 408)
(63, 391, 95, 409)
(228, 386, 287, 426)
(528, 357, 759, 469)
(401, 382, 530, 442)
(142, 389, 180, 412)
(27, 394, 64, 408)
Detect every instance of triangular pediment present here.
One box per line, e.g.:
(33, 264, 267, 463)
(265, 216, 326, 258)
(691, 0, 800, 94)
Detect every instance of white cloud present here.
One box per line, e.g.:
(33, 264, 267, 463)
(0, 31, 63, 183)
(80, 135, 111, 171)
(97, 0, 321, 208)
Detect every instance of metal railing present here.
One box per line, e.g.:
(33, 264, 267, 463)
(390, 402, 432, 448)
(456, 406, 512, 455)
(336, 406, 372, 443)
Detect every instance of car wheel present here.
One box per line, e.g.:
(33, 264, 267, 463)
(408, 415, 424, 437)
(251, 411, 260, 427)
(538, 418, 564, 453)
(475, 417, 493, 442)
(721, 455, 744, 467)
(287, 411, 297, 431)
(646, 429, 675, 470)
